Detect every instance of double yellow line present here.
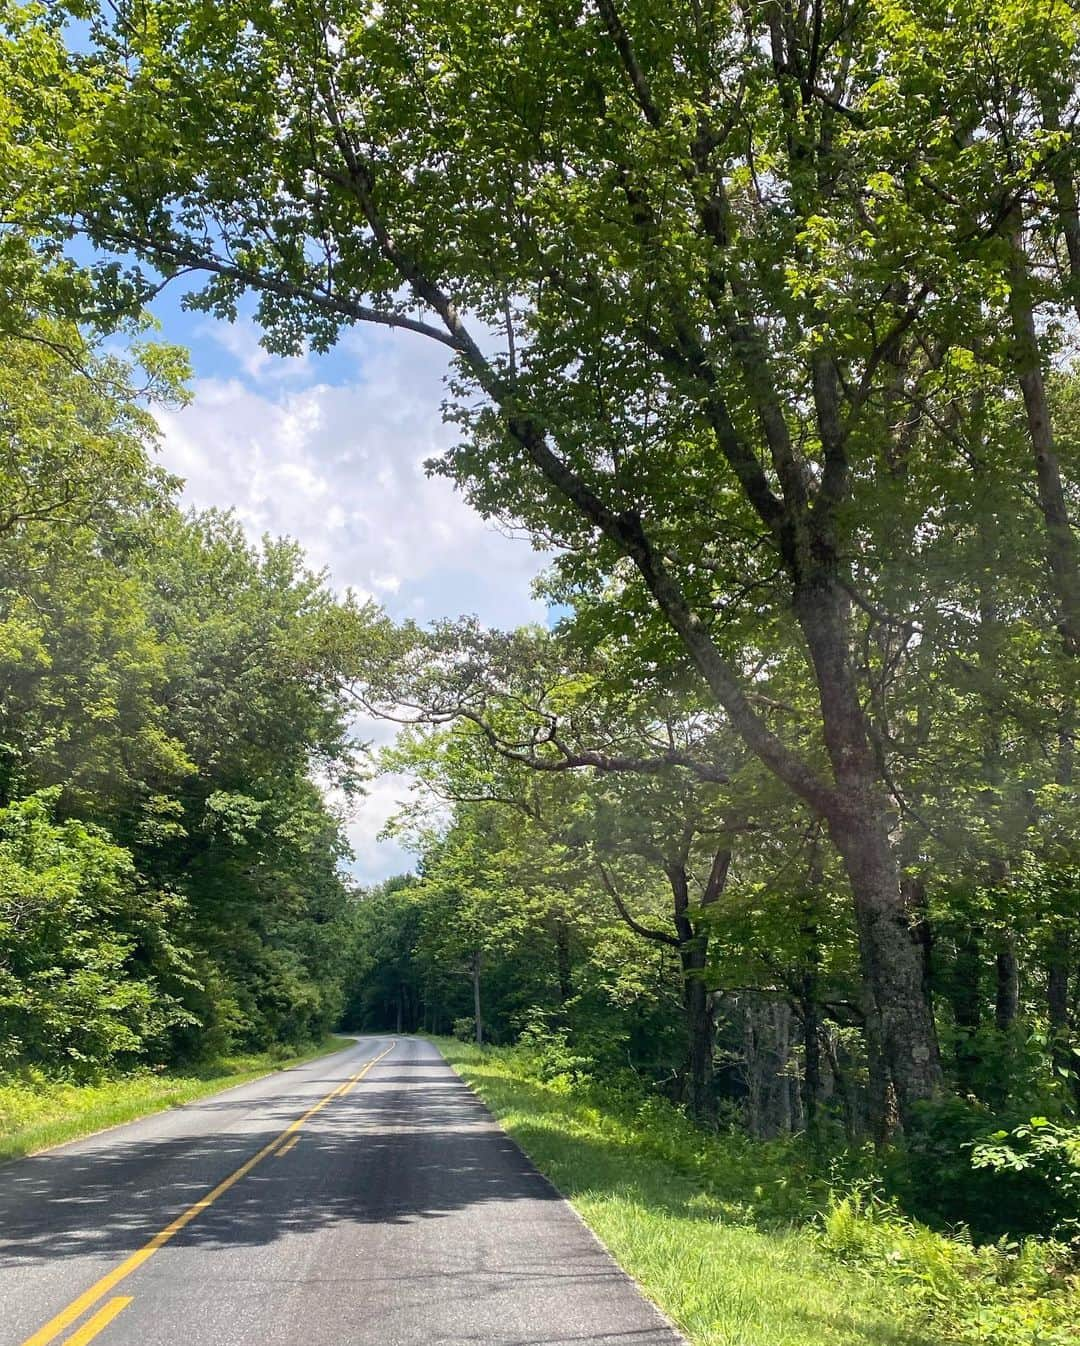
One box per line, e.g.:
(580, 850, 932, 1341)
(20, 1041, 396, 1346)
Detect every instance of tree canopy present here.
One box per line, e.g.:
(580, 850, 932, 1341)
(1, 0, 1079, 1188)
(0, 317, 371, 1072)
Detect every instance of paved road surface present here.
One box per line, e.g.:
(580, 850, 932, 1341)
(1, 1036, 682, 1346)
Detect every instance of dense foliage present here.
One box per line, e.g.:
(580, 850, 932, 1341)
(0, 328, 364, 1075)
(2, 0, 1080, 1283)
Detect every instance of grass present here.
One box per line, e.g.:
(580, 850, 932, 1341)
(432, 1037, 1079, 1346)
(0, 1034, 353, 1161)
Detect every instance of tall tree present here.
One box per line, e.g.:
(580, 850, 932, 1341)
(10, 0, 1080, 1117)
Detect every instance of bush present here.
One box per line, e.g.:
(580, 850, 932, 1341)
(515, 1018, 598, 1083)
(890, 1096, 1080, 1241)
(452, 1016, 477, 1042)
(971, 1118, 1080, 1242)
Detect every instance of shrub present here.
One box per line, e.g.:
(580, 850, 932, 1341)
(971, 1118, 1080, 1242)
(515, 1018, 598, 1083)
(889, 1096, 1080, 1241)
(452, 1016, 477, 1042)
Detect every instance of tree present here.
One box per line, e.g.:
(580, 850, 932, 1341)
(0, 294, 368, 1068)
(0, 790, 192, 1073)
(9, 0, 1080, 1121)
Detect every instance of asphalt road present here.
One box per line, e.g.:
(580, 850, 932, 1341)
(1, 1036, 683, 1346)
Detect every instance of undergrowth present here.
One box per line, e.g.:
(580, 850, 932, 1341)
(0, 1034, 352, 1161)
(434, 1037, 1080, 1346)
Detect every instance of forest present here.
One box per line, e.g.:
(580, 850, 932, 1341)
(0, 327, 369, 1076)
(2, 0, 1080, 1341)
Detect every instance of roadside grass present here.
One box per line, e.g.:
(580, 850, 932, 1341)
(0, 1034, 353, 1161)
(433, 1038, 1079, 1346)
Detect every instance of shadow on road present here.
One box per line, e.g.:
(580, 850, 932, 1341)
(0, 1059, 559, 1268)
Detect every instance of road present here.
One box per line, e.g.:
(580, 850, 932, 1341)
(1, 1036, 683, 1346)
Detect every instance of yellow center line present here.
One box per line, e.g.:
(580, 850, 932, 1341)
(20, 1041, 396, 1346)
(275, 1134, 301, 1158)
(59, 1297, 132, 1346)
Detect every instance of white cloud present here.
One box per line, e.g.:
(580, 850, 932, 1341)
(156, 325, 550, 881)
(203, 316, 311, 382)
(157, 330, 548, 625)
(343, 772, 416, 884)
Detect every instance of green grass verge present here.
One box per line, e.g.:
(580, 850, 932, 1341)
(0, 1034, 353, 1161)
(432, 1038, 1079, 1346)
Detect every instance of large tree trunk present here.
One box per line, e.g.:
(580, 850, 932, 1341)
(795, 576, 943, 1124)
(1007, 221, 1080, 656)
(682, 945, 716, 1123)
(832, 808, 941, 1119)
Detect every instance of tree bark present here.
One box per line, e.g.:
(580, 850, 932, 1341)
(1007, 219, 1080, 656)
(667, 859, 717, 1122)
(831, 794, 942, 1128)
(472, 952, 484, 1046)
(682, 946, 716, 1123)
(995, 934, 1020, 1032)
(775, 1004, 793, 1136)
(795, 576, 943, 1123)
(666, 850, 730, 1123)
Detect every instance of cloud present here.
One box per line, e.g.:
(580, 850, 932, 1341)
(342, 772, 416, 884)
(155, 325, 549, 881)
(156, 329, 548, 626)
(201, 316, 312, 383)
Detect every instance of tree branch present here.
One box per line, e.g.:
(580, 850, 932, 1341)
(598, 862, 681, 946)
(594, 0, 663, 128)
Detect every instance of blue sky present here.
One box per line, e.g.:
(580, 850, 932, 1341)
(145, 291, 549, 883)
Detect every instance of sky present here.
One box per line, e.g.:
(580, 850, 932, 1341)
(146, 292, 550, 883)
